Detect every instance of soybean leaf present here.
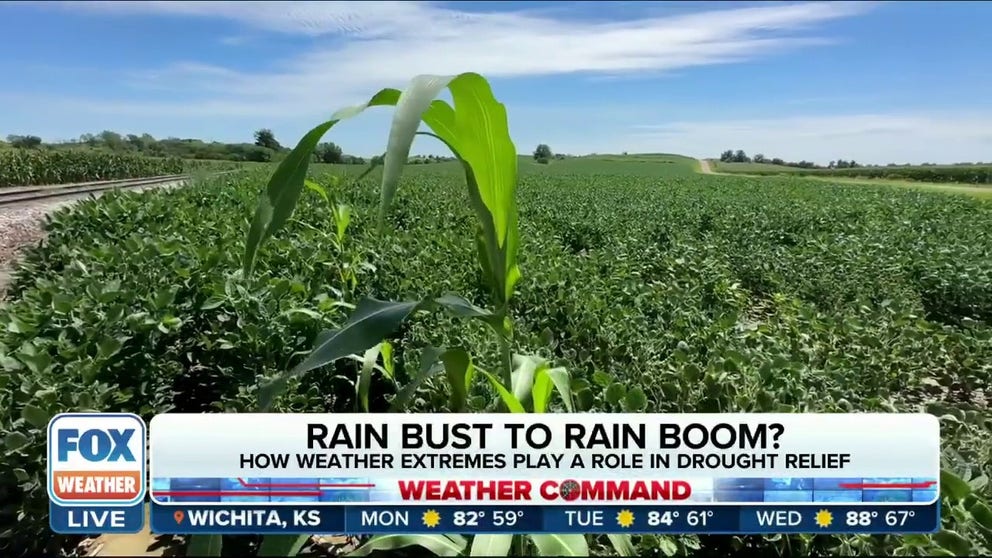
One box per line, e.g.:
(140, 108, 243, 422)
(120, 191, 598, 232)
(258, 534, 309, 557)
(348, 534, 467, 557)
(470, 534, 514, 556)
(941, 469, 971, 502)
(971, 501, 992, 530)
(933, 530, 971, 556)
(186, 535, 223, 557)
(244, 88, 400, 274)
(624, 386, 648, 412)
(605, 382, 626, 406)
(481, 369, 525, 413)
(607, 534, 636, 556)
(5, 432, 29, 450)
(529, 534, 589, 556)
(259, 299, 419, 410)
(379, 75, 459, 231)
(21, 404, 49, 429)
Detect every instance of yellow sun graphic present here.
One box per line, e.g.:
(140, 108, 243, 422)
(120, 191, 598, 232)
(422, 509, 441, 528)
(815, 509, 833, 528)
(616, 509, 635, 528)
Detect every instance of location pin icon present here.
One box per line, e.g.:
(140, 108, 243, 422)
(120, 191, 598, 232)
(174, 510, 185, 524)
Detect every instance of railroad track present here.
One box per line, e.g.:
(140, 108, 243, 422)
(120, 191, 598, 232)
(0, 171, 238, 207)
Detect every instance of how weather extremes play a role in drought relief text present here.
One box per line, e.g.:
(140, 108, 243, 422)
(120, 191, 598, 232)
(236, 420, 852, 471)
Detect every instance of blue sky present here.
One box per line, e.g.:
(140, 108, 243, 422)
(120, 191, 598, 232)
(1, 1, 990, 164)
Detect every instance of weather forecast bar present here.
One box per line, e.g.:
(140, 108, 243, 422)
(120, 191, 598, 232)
(146, 503, 940, 534)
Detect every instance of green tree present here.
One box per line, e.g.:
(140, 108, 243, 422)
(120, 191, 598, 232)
(7, 135, 42, 149)
(99, 130, 125, 150)
(314, 142, 344, 164)
(253, 128, 282, 151)
(533, 143, 552, 163)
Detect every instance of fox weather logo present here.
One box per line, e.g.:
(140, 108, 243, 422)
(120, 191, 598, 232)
(48, 413, 146, 506)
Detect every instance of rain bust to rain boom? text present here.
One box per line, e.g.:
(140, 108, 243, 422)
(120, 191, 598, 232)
(235, 422, 853, 471)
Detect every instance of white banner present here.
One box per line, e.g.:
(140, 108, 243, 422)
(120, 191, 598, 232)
(151, 413, 938, 479)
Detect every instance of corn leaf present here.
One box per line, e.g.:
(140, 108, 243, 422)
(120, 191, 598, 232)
(357, 343, 383, 412)
(539, 365, 574, 413)
(530, 534, 589, 556)
(532, 367, 554, 414)
(446, 73, 520, 302)
(481, 369, 525, 413)
(243, 88, 400, 274)
(304, 179, 330, 207)
(470, 534, 514, 556)
(511, 354, 545, 408)
(348, 534, 467, 557)
(377, 73, 519, 304)
(389, 346, 445, 412)
(440, 348, 473, 412)
(186, 535, 222, 557)
(259, 298, 419, 410)
(258, 534, 309, 557)
(607, 534, 637, 556)
(378, 75, 458, 231)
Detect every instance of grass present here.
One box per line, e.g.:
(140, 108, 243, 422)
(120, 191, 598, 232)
(711, 161, 807, 174)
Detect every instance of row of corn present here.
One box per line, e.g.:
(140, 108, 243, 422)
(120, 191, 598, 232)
(0, 149, 185, 187)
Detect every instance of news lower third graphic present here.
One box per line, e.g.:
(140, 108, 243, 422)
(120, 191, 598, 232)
(48, 412, 942, 535)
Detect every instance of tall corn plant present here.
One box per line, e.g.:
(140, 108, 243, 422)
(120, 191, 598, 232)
(225, 73, 634, 557)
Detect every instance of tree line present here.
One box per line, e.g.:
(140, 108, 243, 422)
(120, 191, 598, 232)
(719, 149, 834, 169)
(718, 149, 987, 169)
(1, 129, 456, 165)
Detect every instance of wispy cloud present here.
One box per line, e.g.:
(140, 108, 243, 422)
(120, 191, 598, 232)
(47, 1, 873, 118)
(219, 35, 249, 46)
(628, 113, 992, 164)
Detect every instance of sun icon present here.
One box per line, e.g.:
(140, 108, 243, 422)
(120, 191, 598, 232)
(616, 509, 635, 528)
(815, 509, 833, 528)
(422, 509, 441, 528)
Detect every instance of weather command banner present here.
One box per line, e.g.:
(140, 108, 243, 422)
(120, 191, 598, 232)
(48, 413, 941, 535)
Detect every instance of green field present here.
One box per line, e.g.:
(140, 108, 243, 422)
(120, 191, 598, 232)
(1, 155, 990, 556)
(712, 159, 992, 185)
(710, 161, 808, 174)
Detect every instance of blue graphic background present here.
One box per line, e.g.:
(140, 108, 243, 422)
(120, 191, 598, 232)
(151, 477, 938, 504)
